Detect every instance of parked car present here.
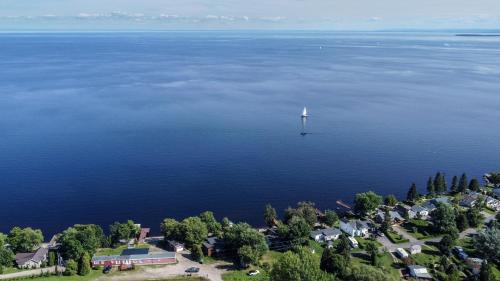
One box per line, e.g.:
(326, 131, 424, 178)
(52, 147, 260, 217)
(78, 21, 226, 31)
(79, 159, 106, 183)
(185, 267, 200, 273)
(452, 246, 468, 260)
(248, 270, 260, 276)
(103, 265, 112, 274)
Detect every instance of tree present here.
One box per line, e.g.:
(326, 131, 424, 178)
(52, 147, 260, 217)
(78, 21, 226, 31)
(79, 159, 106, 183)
(264, 204, 278, 227)
(467, 206, 484, 228)
(286, 216, 311, 244)
(473, 227, 500, 261)
(0, 233, 14, 268)
(161, 218, 182, 241)
(336, 234, 351, 260)
(270, 247, 334, 281)
(434, 172, 447, 194)
(190, 244, 203, 262)
(354, 191, 382, 216)
(384, 195, 398, 206)
(324, 210, 339, 227)
(469, 178, 480, 192)
(456, 211, 469, 232)
(78, 253, 91, 276)
(199, 211, 222, 235)
(427, 176, 436, 196)
(450, 176, 458, 193)
(380, 209, 392, 233)
(7, 227, 44, 253)
(407, 183, 418, 202)
(458, 173, 468, 193)
(182, 217, 209, 248)
(479, 260, 496, 281)
(291, 202, 318, 227)
(365, 242, 379, 266)
(64, 259, 78, 276)
(438, 235, 455, 256)
(109, 220, 140, 246)
(48, 252, 56, 266)
(431, 203, 457, 235)
(221, 217, 232, 232)
(320, 249, 349, 278)
(58, 224, 106, 260)
(224, 223, 268, 264)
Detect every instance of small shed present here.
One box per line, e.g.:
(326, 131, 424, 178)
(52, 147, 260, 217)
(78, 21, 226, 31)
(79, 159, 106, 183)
(410, 245, 421, 255)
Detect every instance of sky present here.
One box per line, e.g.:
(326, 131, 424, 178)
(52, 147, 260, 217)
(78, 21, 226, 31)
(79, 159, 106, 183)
(1, 0, 500, 30)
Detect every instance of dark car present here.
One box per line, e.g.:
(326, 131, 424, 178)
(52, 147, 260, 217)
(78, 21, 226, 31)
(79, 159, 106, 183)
(103, 265, 112, 274)
(185, 267, 200, 273)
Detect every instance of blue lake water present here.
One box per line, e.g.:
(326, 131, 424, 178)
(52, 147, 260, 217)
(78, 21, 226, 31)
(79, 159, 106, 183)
(1, 31, 500, 238)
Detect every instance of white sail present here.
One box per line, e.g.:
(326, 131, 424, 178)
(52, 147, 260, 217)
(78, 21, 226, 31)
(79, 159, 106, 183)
(301, 107, 308, 117)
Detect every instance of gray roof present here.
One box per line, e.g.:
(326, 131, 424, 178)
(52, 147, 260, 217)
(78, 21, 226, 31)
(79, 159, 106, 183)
(408, 265, 432, 279)
(411, 205, 428, 213)
(15, 247, 48, 266)
(431, 197, 450, 204)
(322, 228, 342, 236)
(92, 251, 175, 262)
(310, 230, 324, 237)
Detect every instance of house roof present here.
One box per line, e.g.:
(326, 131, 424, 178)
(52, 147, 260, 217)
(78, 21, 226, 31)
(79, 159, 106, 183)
(431, 197, 450, 204)
(410, 244, 421, 250)
(15, 247, 48, 266)
(408, 265, 432, 279)
(92, 251, 175, 262)
(121, 248, 149, 256)
(322, 228, 342, 236)
(310, 230, 324, 237)
(411, 205, 428, 213)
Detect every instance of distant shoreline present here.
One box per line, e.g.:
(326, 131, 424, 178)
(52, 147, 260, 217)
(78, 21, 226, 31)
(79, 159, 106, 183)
(456, 33, 500, 37)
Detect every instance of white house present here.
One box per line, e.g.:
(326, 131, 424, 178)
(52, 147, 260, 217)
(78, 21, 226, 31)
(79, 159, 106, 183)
(15, 247, 48, 269)
(396, 248, 409, 259)
(410, 205, 430, 219)
(310, 228, 342, 242)
(347, 236, 358, 248)
(340, 219, 369, 237)
(410, 245, 421, 255)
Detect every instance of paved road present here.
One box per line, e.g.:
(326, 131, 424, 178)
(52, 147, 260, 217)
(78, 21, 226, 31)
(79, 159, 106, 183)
(95, 252, 231, 281)
(0, 266, 64, 280)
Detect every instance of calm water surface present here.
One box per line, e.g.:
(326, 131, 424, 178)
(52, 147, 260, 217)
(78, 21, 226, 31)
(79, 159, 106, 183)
(1, 31, 499, 237)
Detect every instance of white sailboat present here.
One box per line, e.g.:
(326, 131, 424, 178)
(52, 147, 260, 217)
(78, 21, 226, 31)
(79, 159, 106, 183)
(301, 107, 309, 118)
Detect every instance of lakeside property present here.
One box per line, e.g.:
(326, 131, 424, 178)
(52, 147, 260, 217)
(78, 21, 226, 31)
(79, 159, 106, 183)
(1, 171, 500, 281)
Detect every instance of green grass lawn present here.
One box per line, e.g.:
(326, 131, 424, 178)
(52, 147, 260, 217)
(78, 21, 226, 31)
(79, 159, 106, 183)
(95, 244, 150, 256)
(222, 269, 269, 281)
(403, 219, 439, 240)
(351, 252, 400, 279)
(385, 230, 410, 244)
(19, 269, 103, 281)
(261, 251, 283, 266)
(411, 244, 440, 268)
(2, 267, 26, 274)
(353, 237, 382, 252)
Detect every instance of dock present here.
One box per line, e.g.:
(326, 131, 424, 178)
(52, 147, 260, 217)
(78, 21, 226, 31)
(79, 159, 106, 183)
(336, 200, 352, 209)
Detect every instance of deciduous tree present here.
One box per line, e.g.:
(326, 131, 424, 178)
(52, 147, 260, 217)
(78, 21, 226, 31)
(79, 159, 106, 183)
(384, 195, 398, 206)
(78, 253, 91, 276)
(199, 211, 222, 236)
(270, 247, 334, 281)
(7, 227, 44, 253)
(324, 210, 338, 227)
(354, 191, 382, 216)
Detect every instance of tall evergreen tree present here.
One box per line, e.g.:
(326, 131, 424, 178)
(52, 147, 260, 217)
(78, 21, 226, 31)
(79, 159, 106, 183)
(479, 260, 496, 281)
(407, 183, 418, 202)
(433, 172, 447, 194)
(458, 173, 468, 193)
(469, 178, 480, 192)
(335, 234, 351, 260)
(450, 176, 458, 193)
(427, 176, 435, 196)
(264, 204, 278, 227)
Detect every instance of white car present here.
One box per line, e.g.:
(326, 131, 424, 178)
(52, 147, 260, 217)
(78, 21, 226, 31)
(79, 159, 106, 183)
(248, 270, 260, 276)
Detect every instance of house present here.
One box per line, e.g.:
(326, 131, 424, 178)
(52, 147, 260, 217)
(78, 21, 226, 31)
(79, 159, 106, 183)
(409, 245, 421, 255)
(310, 228, 342, 242)
(410, 205, 430, 219)
(431, 197, 450, 205)
(408, 265, 432, 279)
(485, 196, 500, 211)
(137, 228, 150, 243)
(375, 210, 405, 224)
(15, 247, 48, 269)
(166, 240, 185, 252)
(340, 219, 370, 237)
(460, 195, 478, 208)
(92, 249, 176, 267)
(466, 258, 483, 275)
(202, 237, 224, 257)
(396, 248, 409, 259)
(347, 236, 358, 248)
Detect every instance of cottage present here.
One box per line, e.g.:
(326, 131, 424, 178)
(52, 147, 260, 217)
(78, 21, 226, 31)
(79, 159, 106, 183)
(410, 205, 430, 219)
(485, 196, 500, 211)
(15, 247, 48, 269)
(340, 219, 370, 237)
(375, 210, 405, 224)
(408, 265, 432, 279)
(166, 240, 185, 252)
(91, 249, 176, 267)
(460, 195, 477, 208)
(202, 237, 224, 257)
(396, 248, 409, 259)
(310, 228, 342, 242)
(409, 244, 421, 255)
